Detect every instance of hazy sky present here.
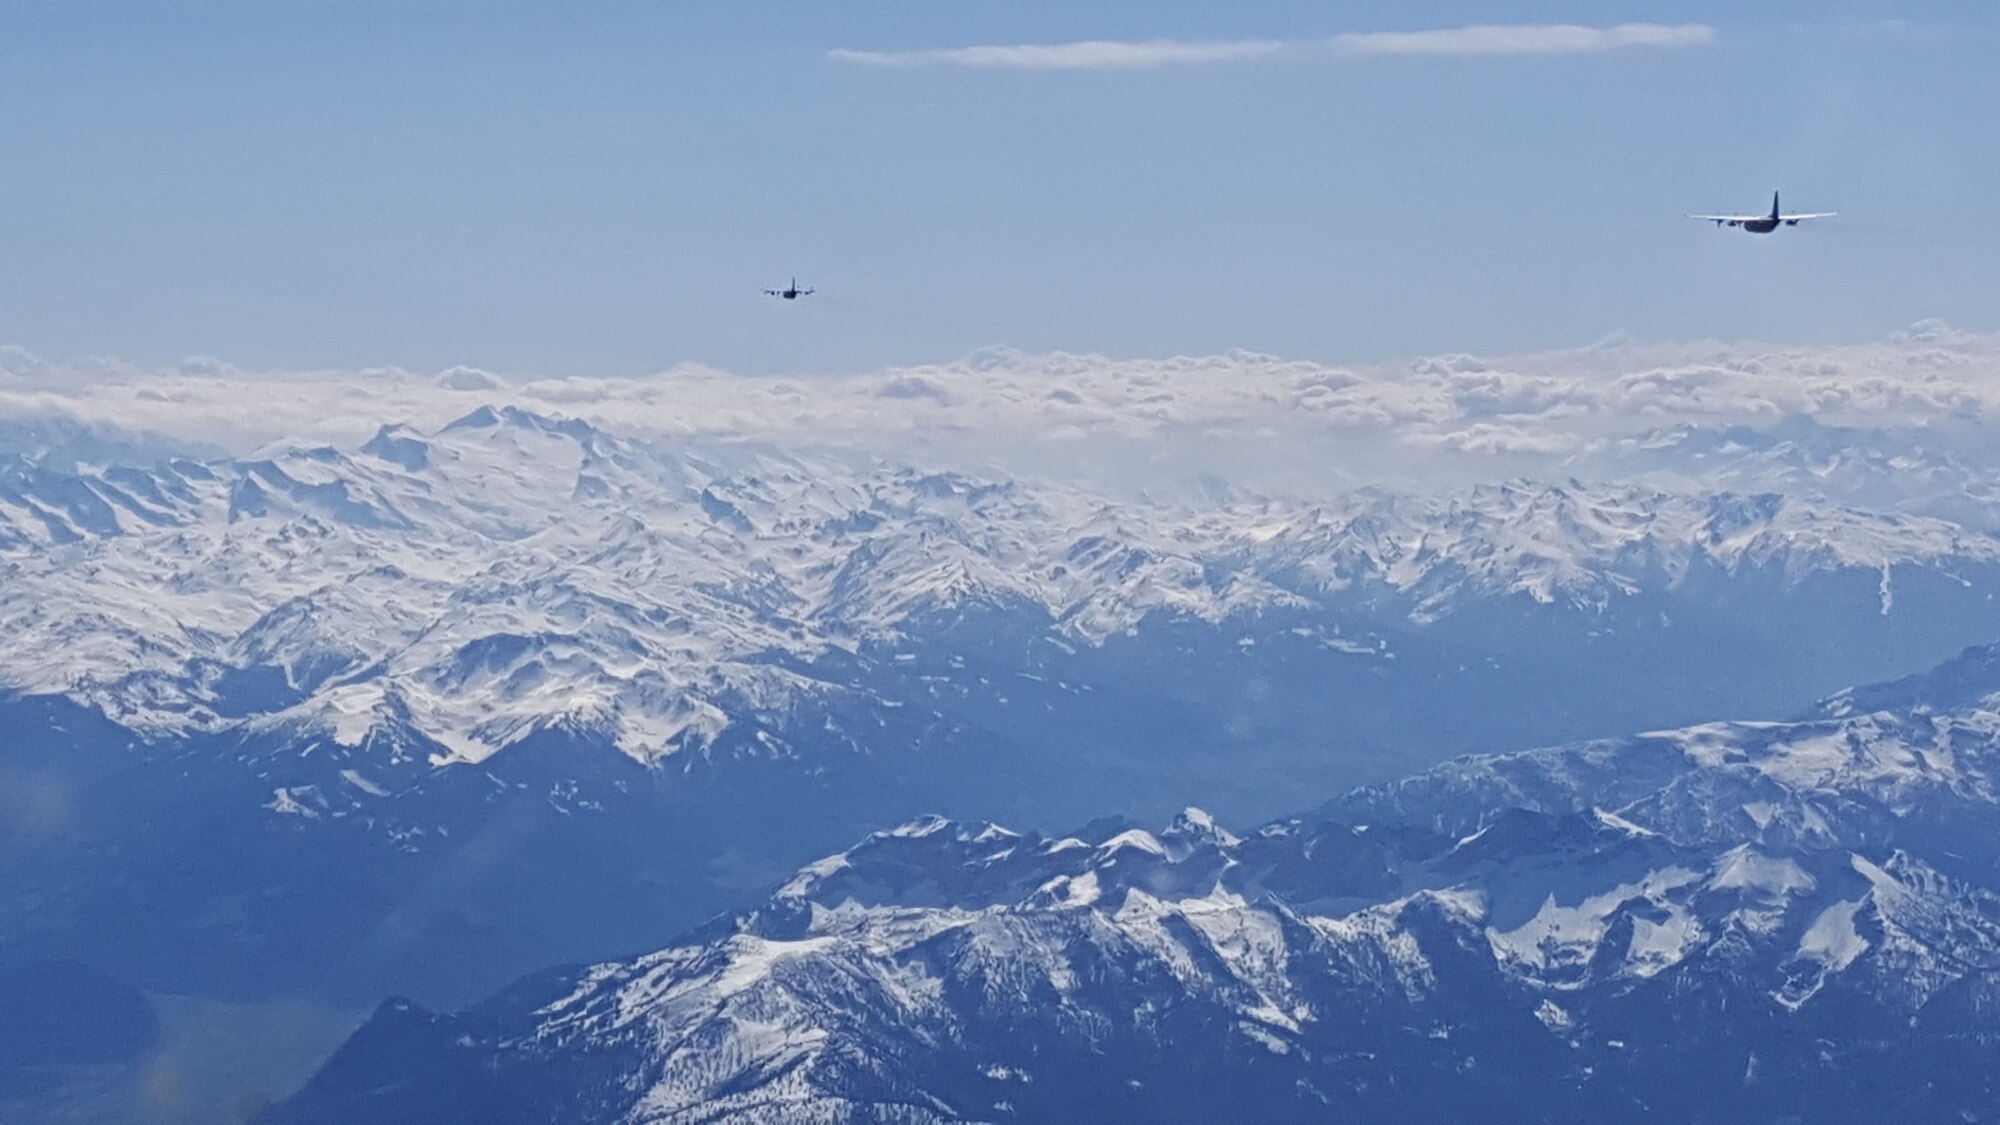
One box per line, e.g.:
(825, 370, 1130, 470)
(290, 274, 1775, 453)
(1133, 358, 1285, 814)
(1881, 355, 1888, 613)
(3, 1, 1996, 375)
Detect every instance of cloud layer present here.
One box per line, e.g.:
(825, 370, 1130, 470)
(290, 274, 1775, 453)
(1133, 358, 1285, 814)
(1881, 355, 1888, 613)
(3, 323, 1997, 502)
(832, 23, 1714, 71)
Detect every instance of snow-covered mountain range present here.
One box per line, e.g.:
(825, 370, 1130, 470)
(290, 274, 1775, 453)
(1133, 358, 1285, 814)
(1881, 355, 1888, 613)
(14, 405, 2000, 1006)
(271, 647, 2000, 1123)
(4, 404, 1993, 757)
(10, 335, 2000, 1120)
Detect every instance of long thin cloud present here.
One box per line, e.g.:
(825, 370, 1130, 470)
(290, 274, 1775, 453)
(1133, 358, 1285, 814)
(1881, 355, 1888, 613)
(1333, 23, 1714, 57)
(831, 23, 1713, 71)
(829, 39, 1286, 71)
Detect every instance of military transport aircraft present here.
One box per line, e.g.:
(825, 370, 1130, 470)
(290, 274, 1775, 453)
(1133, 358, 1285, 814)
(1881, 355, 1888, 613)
(1689, 192, 1835, 234)
(764, 278, 815, 300)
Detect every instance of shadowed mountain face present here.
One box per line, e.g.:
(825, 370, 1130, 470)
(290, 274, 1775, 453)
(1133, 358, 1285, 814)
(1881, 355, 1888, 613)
(0, 961, 158, 1078)
(12, 410, 2000, 1009)
(272, 646, 2000, 1124)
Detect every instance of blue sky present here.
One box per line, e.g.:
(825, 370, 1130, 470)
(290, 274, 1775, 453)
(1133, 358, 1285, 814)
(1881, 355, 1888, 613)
(2, 1, 1995, 375)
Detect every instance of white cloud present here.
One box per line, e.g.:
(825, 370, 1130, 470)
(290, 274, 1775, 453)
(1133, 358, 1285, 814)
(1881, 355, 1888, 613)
(436, 365, 506, 391)
(877, 374, 953, 402)
(2, 324, 1998, 502)
(831, 23, 1713, 72)
(0, 345, 48, 379)
(1408, 422, 1586, 457)
(1333, 22, 1714, 58)
(829, 39, 1286, 71)
(176, 355, 239, 377)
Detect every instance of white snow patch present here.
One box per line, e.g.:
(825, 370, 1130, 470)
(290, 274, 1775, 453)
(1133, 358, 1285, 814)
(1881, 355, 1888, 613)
(1098, 829, 1168, 859)
(324, 683, 385, 747)
(1239, 1023, 1291, 1054)
(338, 768, 390, 798)
(1487, 867, 1701, 981)
(1624, 912, 1701, 977)
(1709, 847, 1815, 897)
(1796, 899, 1869, 971)
(1741, 801, 1781, 830)
(709, 936, 839, 1000)
(1591, 807, 1657, 837)
(265, 787, 316, 817)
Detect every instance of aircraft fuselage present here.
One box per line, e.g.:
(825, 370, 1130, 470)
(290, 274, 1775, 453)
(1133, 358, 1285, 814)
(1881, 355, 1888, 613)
(1698, 191, 1828, 234)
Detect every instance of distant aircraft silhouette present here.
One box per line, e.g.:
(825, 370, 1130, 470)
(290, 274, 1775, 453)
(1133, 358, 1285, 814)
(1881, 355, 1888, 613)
(764, 277, 815, 300)
(1689, 191, 1835, 234)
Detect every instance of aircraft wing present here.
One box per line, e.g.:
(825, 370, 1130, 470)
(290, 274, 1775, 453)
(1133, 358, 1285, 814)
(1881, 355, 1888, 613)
(1780, 212, 1836, 221)
(1687, 214, 1758, 222)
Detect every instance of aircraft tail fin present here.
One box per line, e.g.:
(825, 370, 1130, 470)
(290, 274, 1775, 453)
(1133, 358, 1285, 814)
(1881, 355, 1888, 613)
(1771, 191, 1781, 220)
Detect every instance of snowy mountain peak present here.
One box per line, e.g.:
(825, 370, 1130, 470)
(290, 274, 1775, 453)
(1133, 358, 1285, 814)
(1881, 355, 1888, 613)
(7, 411, 2000, 786)
(275, 697, 2000, 1123)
